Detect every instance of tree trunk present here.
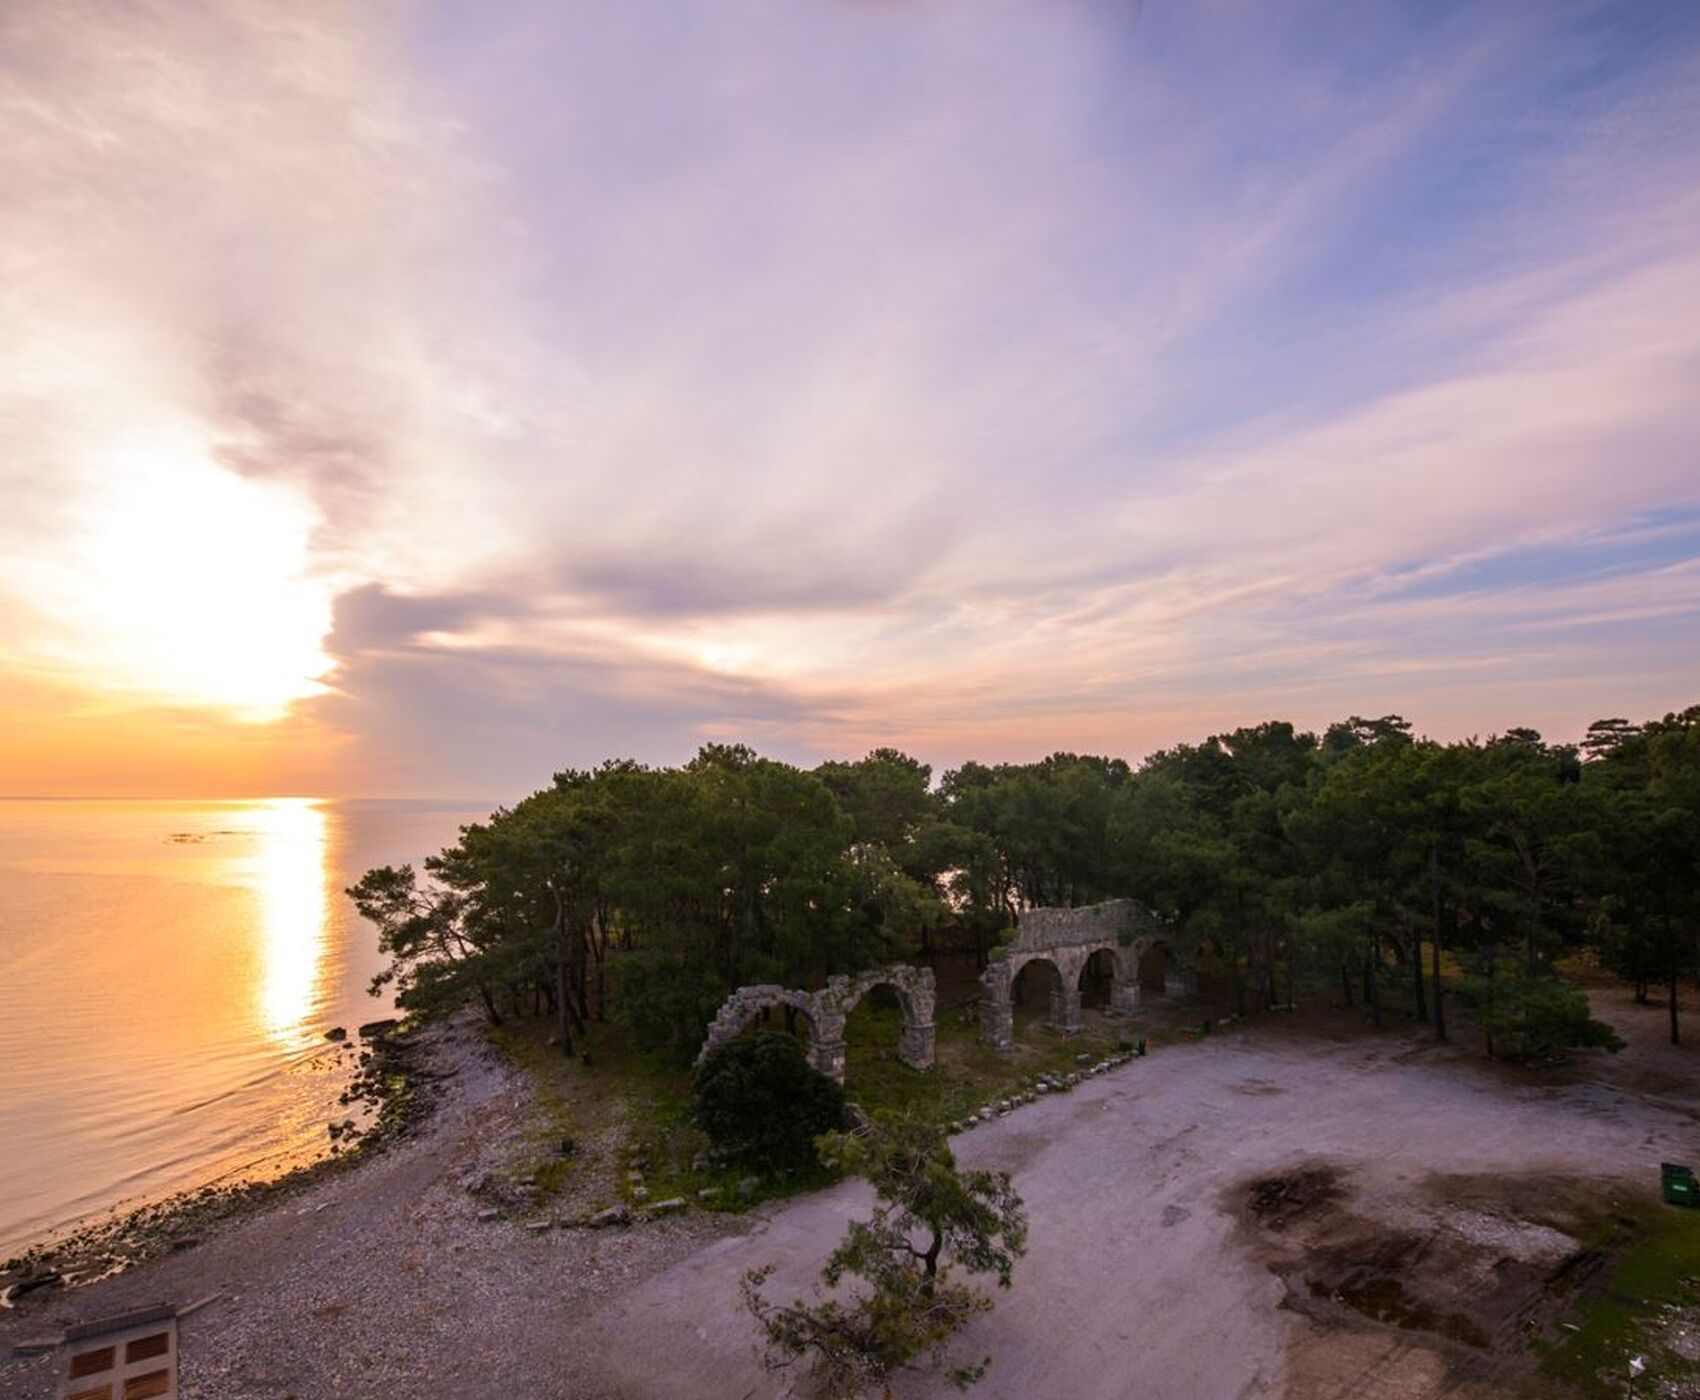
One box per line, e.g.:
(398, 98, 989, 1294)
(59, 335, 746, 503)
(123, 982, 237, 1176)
(1368, 934, 1383, 1029)
(1526, 878, 1541, 978)
(1482, 943, 1497, 1058)
(567, 923, 588, 1035)
(558, 937, 583, 1047)
(551, 887, 575, 1055)
(921, 1229, 941, 1290)
(1431, 921, 1446, 1042)
(1410, 927, 1427, 1023)
(1670, 918, 1682, 1046)
(1429, 840, 1446, 1042)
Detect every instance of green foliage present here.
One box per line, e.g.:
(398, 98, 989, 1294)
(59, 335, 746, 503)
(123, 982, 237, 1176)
(743, 1114, 1027, 1398)
(938, 752, 1133, 910)
(353, 744, 941, 1062)
(1453, 970, 1623, 1060)
(352, 701, 1698, 1068)
(347, 863, 497, 1023)
(692, 1032, 846, 1171)
(815, 748, 937, 850)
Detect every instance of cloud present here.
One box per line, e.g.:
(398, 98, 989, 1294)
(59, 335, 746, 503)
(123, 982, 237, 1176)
(309, 583, 836, 796)
(3, 0, 1699, 793)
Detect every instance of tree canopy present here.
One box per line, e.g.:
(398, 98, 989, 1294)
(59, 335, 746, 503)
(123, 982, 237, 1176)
(351, 703, 1698, 1062)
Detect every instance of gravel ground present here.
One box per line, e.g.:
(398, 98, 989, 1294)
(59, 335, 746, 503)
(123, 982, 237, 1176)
(0, 1023, 745, 1399)
(4, 989, 1696, 1399)
(587, 1000, 1700, 1400)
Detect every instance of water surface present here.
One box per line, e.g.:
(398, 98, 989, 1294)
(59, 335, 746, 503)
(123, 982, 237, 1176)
(0, 798, 482, 1259)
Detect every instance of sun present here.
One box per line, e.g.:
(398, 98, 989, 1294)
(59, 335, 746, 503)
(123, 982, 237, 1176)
(31, 427, 334, 720)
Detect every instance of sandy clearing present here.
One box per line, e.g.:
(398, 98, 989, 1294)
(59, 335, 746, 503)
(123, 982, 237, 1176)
(586, 1025, 1699, 1399)
(5, 992, 1697, 1400)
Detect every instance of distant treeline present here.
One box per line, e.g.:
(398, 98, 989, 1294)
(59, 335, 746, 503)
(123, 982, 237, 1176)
(349, 706, 1700, 1062)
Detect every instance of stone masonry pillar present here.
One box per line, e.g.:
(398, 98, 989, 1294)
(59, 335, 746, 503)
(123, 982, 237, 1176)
(1110, 970, 1142, 1016)
(812, 1009, 847, 1082)
(980, 963, 1014, 1051)
(1050, 985, 1083, 1034)
(898, 1019, 935, 1070)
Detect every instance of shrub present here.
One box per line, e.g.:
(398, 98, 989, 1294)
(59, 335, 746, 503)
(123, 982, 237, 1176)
(743, 1114, 1027, 1397)
(1455, 972, 1624, 1060)
(692, 1032, 846, 1170)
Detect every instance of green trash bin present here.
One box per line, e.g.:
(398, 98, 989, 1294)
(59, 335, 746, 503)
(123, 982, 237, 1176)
(1661, 1162, 1697, 1207)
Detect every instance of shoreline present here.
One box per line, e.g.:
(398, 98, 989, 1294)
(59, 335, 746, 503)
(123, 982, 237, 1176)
(2, 994, 1693, 1398)
(0, 1020, 443, 1310)
(0, 1009, 741, 1399)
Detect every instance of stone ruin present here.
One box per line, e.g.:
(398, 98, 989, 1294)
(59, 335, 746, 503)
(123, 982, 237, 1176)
(979, 898, 1192, 1050)
(696, 964, 936, 1083)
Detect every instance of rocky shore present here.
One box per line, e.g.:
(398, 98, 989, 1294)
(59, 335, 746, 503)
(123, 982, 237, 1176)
(0, 1018, 444, 1313)
(0, 1014, 739, 1399)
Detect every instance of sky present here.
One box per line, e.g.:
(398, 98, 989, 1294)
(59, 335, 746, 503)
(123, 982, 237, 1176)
(2, 0, 1698, 799)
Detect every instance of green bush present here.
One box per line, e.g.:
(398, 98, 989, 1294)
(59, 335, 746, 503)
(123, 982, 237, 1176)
(692, 1032, 846, 1171)
(1455, 972, 1624, 1060)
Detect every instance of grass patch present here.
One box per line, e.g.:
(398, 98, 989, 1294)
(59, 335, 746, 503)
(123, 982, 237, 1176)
(487, 1015, 829, 1213)
(841, 1000, 1137, 1128)
(482, 995, 1161, 1216)
(1539, 1198, 1700, 1396)
(483, 1022, 595, 1200)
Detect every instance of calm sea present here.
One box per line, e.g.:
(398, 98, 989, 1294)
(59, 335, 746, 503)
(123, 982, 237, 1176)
(0, 798, 484, 1260)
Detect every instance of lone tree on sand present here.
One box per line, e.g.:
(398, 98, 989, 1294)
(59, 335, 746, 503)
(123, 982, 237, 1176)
(743, 1114, 1027, 1398)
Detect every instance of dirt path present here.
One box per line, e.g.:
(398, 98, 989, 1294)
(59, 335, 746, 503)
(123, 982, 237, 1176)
(5, 994, 1696, 1399)
(587, 1017, 1699, 1399)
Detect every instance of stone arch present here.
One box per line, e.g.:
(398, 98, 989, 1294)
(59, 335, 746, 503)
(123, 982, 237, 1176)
(1137, 939, 1193, 996)
(697, 985, 823, 1073)
(1079, 945, 1118, 1010)
(815, 965, 936, 1081)
(977, 900, 1183, 1050)
(1137, 940, 1169, 992)
(696, 965, 935, 1084)
(836, 969, 930, 1024)
(980, 951, 1080, 1049)
(1009, 952, 1065, 1011)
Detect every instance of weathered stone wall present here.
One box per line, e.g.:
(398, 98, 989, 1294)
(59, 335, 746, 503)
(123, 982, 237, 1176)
(979, 898, 1186, 1050)
(1004, 898, 1164, 953)
(696, 964, 936, 1083)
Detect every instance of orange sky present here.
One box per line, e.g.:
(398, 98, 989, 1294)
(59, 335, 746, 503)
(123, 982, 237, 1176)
(3, 1, 1698, 799)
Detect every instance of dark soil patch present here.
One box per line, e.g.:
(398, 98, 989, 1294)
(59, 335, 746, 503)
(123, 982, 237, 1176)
(1245, 1166, 1344, 1231)
(1234, 1165, 1630, 1394)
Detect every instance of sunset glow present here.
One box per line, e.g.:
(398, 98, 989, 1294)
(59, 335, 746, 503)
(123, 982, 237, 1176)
(251, 799, 331, 1049)
(3, 1, 1697, 797)
(30, 434, 332, 720)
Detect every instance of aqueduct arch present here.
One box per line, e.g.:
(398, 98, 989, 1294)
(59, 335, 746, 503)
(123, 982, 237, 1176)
(980, 899, 1191, 1050)
(696, 964, 936, 1083)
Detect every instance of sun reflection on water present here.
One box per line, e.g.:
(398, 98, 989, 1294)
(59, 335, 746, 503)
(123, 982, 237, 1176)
(250, 799, 330, 1050)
